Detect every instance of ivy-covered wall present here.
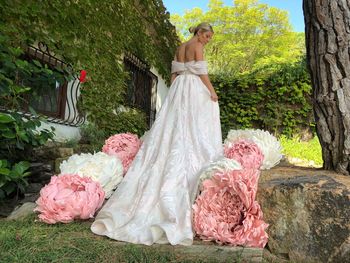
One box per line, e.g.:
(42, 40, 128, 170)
(0, 0, 179, 136)
(213, 58, 313, 138)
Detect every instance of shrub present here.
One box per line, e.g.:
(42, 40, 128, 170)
(213, 57, 313, 138)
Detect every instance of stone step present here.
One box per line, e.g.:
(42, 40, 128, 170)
(110, 240, 263, 262)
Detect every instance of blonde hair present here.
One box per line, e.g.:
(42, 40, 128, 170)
(189, 22, 214, 35)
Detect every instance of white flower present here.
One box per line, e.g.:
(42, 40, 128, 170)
(199, 158, 242, 184)
(60, 152, 124, 198)
(225, 129, 283, 170)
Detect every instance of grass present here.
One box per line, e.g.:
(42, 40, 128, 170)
(0, 215, 251, 263)
(0, 215, 178, 263)
(279, 135, 323, 166)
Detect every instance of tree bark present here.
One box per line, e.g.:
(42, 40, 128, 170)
(303, 0, 350, 175)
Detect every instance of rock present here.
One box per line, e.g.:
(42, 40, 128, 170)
(29, 162, 54, 183)
(55, 157, 70, 174)
(32, 145, 59, 160)
(21, 193, 40, 203)
(42, 163, 54, 172)
(6, 202, 36, 220)
(258, 166, 350, 263)
(29, 171, 54, 183)
(285, 156, 322, 168)
(26, 183, 43, 193)
(109, 239, 263, 263)
(175, 241, 263, 263)
(32, 143, 73, 161)
(30, 162, 52, 171)
(0, 198, 18, 218)
(57, 147, 74, 158)
(299, 127, 314, 142)
(263, 248, 290, 263)
(75, 143, 94, 154)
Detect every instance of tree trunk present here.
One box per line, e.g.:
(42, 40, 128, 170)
(303, 0, 350, 175)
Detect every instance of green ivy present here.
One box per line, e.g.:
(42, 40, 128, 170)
(213, 57, 313, 138)
(0, 0, 179, 136)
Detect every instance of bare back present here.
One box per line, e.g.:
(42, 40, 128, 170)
(174, 40, 204, 63)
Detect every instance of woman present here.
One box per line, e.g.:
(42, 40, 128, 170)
(91, 22, 223, 246)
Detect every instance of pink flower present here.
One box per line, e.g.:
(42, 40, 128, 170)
(34, 174, 105, 224)
(193, 169, 268, 248)
(224, 139, 264, 169)
(102, 133, 142, 174)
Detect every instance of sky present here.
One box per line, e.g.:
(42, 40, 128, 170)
(162, 0, 304, 32)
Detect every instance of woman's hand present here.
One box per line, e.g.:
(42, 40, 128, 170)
(210, 91, 218, 102)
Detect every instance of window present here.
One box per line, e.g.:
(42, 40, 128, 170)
(124, 53, 158, 127)
(22, 44, 68, 119)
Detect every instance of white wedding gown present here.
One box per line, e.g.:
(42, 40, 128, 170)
(91, 60, 223, 245)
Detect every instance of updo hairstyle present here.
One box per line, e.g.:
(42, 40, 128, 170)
(189, 22, 214, 35)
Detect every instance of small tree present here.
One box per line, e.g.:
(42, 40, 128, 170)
(303, 0, 350, 175)
(171, 0, 304, 75)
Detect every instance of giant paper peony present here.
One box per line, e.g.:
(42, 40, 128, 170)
(224, 139, 264, 169)
(193, 169, 268, 248)
(35, 174, 105, 224)
(193, 158, 242, 201)
(225, 129, 283, 169)
(102, 133, 142, 174)
(60, 152, 123, 198)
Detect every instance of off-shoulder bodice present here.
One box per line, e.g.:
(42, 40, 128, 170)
(171, 60, 208, 75)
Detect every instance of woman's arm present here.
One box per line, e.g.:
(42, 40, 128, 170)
(195, 44, 218, 102)
(199, 75, 217, 100)
(171, 72, 178, 84)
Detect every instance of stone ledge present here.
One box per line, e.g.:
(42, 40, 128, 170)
(107, 239, 263, 263)
(6, 202, 36, 221)
(258, 166, 350, 263)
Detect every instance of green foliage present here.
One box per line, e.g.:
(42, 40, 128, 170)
(79, 122, 107, 152)
(213, 57, 313, 137)
(0, 33, 56, 156)
(280, 135, 322, 166)
(0, 160, 31, 199)
(0, 30, 57, 199)
(0, 33, 66, 110)
(64, 139, 79, 149)
(0, 111, 54, 199)
(0, 112, 54, 161)
(79, 108, 148, 153)
(0, 0, 179, 135)
(171, 0, 304, 75)
(105, 109, 149, 137)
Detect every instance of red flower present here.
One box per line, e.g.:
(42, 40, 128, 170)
(79, 70, 87, 83)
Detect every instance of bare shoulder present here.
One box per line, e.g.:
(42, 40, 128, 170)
(193, 41, 204, 52)
(193, 42, 204, 61)
(184, 40, 202, 50)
